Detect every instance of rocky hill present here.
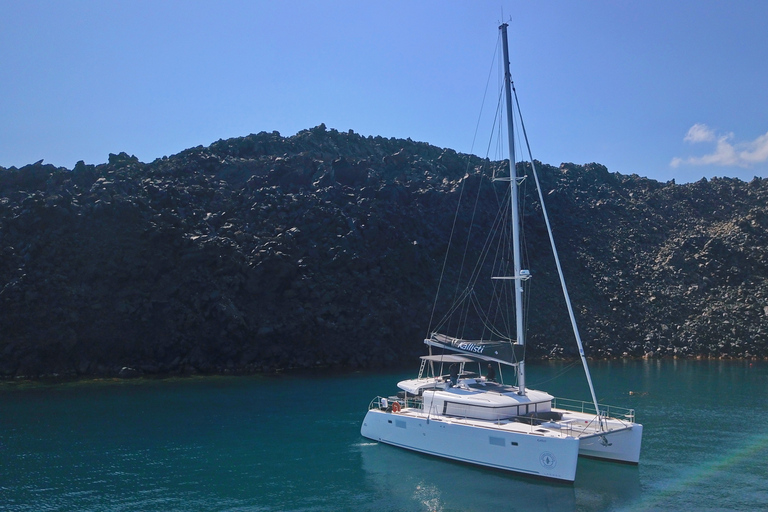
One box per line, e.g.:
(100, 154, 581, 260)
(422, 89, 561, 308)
(1, 125, 767, 378)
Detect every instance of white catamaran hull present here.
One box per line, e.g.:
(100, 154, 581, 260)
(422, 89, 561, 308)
(361, 409, 581, 482)
(576, 424, 643, 464)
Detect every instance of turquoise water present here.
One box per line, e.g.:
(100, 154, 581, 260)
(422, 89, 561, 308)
(1, 360, 767, 511)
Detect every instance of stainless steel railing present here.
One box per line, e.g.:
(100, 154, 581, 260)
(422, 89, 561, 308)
(552, 396, 636, 423)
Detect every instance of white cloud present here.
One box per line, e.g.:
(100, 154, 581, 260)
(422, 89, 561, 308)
(670, 124, 768, 169)
(683, 123, 716, 143)
(740, 132, 768, 164)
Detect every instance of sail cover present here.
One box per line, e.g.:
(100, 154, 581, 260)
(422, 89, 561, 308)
(425, 333, 524, 365)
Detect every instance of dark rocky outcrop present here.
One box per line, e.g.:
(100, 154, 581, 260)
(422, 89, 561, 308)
(1, 125, 767, 378)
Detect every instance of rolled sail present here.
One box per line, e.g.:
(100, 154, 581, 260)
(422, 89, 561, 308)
(425, 332, 524, 366)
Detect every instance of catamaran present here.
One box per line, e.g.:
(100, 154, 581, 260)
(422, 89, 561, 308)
(360, 22, 642, 483)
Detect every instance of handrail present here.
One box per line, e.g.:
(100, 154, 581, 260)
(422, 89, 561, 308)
(368, 396, 422, 411)
(366, 395, 635, 441)
(368, 396, 633, 439)
(552, 396, 636, 423)
(369, 395, 636, 425)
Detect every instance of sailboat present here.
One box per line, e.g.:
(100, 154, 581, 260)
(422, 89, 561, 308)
(360, 23, 643, 483)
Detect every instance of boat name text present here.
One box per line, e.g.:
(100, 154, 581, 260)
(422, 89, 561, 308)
(457, 342, 484, 354)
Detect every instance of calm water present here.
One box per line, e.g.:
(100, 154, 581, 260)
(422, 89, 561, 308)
(1, 360, 767, 511)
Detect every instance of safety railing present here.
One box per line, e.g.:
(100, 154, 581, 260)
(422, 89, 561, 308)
(552, 396, 635, 424)
(367, 396, 603, 438)
(367, 396, 422, 412)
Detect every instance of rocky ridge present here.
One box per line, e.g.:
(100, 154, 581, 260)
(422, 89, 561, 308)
(1, 125, 767, 378)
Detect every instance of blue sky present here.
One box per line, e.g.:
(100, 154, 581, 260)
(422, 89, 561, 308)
(2, 0, 767, 183)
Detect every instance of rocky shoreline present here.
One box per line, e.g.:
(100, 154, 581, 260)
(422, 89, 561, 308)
(2, 125, 767, 378)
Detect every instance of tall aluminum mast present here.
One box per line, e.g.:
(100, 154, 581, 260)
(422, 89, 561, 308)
(499, 23, 526, 395)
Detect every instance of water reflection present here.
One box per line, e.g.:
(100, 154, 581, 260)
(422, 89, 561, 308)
(358, 441, 574, 511)
(357, 440, 641, 511)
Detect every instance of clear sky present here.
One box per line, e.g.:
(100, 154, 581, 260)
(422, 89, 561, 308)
(2, 0, 767, 183)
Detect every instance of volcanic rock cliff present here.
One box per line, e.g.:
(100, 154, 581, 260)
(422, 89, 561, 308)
(1, 125, 767, 378)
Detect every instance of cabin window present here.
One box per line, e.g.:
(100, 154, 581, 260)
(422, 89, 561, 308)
(489, 437, 505, 447)
(511, 441, 519, 446)
(396, 420, 406, 429)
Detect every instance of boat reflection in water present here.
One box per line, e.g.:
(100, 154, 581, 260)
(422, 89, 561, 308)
(357, 439, 640, 510)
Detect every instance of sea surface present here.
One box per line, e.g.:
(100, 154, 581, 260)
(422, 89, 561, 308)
(1, 359, 767, 511)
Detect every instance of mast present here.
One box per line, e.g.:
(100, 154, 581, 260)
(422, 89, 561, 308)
(499, 23, 526, 395)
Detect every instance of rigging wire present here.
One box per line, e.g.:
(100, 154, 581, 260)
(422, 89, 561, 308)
(512, 81, 604, 427)
(433, 32, 525, 351)
(436, 165, 510, 333)
(419, 24, 608, 431)
(426, 30, 501, 341)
